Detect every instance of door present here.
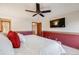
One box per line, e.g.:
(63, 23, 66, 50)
(37, 22, 42, 36)
(0, 20, 2, 32)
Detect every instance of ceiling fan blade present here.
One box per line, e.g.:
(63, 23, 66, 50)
(36, 3, 40, 12)
(32, 14, 37, 17)
(41, 10, 51, 13)
(39, 14, 44, 17)
(25, 10, 36, 13)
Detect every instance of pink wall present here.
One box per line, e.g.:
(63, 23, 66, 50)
(43, 31, 79, 49)
(17, 31, 32, 35)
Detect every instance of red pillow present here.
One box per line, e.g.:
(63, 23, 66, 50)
(7, 31, 20, 48)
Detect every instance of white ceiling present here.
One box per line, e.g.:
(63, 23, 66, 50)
(0, 3, 79, 18)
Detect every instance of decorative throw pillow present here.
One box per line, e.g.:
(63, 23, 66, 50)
(7, 31, 20, 48)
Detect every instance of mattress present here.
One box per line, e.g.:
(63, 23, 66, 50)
(14, 35, 66, 55)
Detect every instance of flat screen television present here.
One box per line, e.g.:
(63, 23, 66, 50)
(50, 18, 65, 28)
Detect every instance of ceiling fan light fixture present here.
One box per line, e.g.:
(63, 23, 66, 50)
(25, 3, 51, 17)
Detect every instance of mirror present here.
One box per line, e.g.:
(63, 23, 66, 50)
(0, 18, 11, 33)
(32, 22, 37, 35)
(2, 21, 11, 33)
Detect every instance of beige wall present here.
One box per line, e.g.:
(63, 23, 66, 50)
(42, 11, 79, 33)
(0, 4, 79, 33)
(11, 17, 32, 31)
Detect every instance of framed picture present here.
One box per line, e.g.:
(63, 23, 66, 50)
(50, 18, 65, 28)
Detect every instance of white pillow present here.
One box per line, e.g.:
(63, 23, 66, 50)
(0, 33, 14, 55)
(17, 33, 26, 43)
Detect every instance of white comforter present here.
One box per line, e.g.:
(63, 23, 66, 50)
(14, 35, 65, 55)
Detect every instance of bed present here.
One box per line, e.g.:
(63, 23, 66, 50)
(14, 35, 66, 55)
(0, 32, 79, 55)
(14, 35, 79, 55)
(0, 32, 66, 55)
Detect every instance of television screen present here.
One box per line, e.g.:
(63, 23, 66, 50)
(50, 18, 65, 28)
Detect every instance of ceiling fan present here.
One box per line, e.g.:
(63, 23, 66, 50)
(25, 3, 51, 17)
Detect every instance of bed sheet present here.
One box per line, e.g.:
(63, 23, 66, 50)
(14, 35, 66, 55)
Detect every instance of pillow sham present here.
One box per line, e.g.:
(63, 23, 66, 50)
(0, 33, 14, 55)
(7, 31, 20, 48)
(17, 33, 26, 43)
